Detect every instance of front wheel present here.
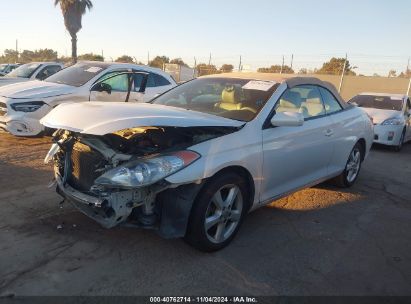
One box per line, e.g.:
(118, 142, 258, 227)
(393, 130, 405, 152)
(332, 142, 363, 188)
(184, 173, 249, 252)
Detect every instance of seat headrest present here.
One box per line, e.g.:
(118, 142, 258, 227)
(306, 90, 322, 104)
(279, 91, 302, 108)
(221, 85, 238, 104)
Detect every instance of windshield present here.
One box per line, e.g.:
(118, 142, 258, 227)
(153, 78, 279, 122)
(350, 95, 404, 111)
(0, 64, 8, 73)
(7, 63, 41, 78)
(45, 62, 108, 87)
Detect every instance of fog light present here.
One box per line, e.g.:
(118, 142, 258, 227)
(388, 131, 395, 141)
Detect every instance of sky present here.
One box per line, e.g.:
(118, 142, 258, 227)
(1, 0, 411, 75)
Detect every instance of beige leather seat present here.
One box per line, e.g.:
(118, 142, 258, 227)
(304, 91, 325, 117)
(276, 91, 303, 113)
(215, 86, 242, 111)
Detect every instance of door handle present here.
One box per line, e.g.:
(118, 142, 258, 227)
(325, 129, 334, 137)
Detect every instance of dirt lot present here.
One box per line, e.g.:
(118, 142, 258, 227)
(0, 130, 411, 296)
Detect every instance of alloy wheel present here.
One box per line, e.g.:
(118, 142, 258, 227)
(346, 148, 361, 183)
(204, 184, 243, 244)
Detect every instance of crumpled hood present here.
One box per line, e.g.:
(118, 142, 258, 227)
(0, 77, 29, 87)
(41, 102, 244, 135)
(361, 107, 402, 124)
(0, 80, 75, 100)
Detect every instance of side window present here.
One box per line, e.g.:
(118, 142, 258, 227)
(153, 74, 171, 86)
(319, 87, 343, 114)
(99, 72, 129, 92)
(134, 73, 156, 90)
(36, 65, 62, 80)
(275, 85, 325, 120)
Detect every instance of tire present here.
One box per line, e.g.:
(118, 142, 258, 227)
(184, 172, 249, 252)
(393, 130, 405, 152)
(332, 142, 363, 188)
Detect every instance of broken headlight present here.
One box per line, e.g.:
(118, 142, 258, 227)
(95, 151, 200, 188)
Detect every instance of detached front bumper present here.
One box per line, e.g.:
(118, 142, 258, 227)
(373, 124, 404, 146)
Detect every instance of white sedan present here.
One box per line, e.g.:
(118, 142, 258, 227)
(41, 73, 373, 251)
(0, 63, 21, 76)
(0, 62, 63, 86)
(349, 93, 411, 151)
(0, 61, 176, 136)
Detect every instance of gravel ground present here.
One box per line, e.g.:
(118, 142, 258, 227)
(0, 130, 411, 296)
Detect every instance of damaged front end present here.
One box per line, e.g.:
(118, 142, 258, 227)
(47, 126, 235, 237)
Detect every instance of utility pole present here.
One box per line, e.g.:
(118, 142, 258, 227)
(290, 54, 294, 70)
(407, 57, 410, 74)
(407, 77, 411, 96)
(338, 53, 348, 93)
(208, 53, 212, 66)
(101, 50, 104, 60)
(280, 55, 284, 74)
(147, 51, 150, 65)
(238, 55, 242, 72)
(15, 39, 18, 63)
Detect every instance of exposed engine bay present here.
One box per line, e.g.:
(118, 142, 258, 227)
(50, 126, 238, 236)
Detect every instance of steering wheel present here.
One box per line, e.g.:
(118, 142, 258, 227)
(240, 107, 257, 113)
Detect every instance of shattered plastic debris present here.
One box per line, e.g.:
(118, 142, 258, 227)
(72, 224, 77, 228)
(57, 224, 63, 230)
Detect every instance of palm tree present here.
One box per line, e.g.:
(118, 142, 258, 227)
(55, 0, 93, 64)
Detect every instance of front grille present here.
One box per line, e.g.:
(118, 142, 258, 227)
(68, 142, 107, 192)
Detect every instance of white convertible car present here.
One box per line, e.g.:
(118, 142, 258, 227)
(349, 93, 411, 151)
(41, 73, 373, 251)
(0, 61, 176, 136)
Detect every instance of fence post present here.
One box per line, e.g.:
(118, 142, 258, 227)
(407, 77, 411, 96)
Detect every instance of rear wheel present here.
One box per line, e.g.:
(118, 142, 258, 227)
(332, 142, 363, 188)
(185, 173, 249, 252)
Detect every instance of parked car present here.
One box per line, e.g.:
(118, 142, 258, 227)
(0, 63, 21, 76)
(0, 62, 63, 86)
(349, 93, 411, 151)
(0, 61, 176, 136)
(41, 74, 373, 251)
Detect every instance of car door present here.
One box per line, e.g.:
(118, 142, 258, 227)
(90, 71, 149, 103)
(131, 72, 173, 102)
(89, 71, 131, 102)
(35, 65, 62, 80)
(260, 85, 335, 202)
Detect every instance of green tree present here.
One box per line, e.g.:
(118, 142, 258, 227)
(19, 49, 58, 63)
(115, 55, 134, 63)
(388, 70, 397, 78)
(149, 56, 169, 68)
(316, 57, 356, 75)
(257, 65, 294, 74)
(55, 0, 93, 64)
(170, 58, 188, 67)
(78, 53, 104, 61)
(196, 63, 219, 76)
(220, 64, 234, 73)
(0, 49, 19, 63)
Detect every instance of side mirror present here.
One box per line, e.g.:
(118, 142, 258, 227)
(271, 111, 304, 127)
(92, 82, 112, 94)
